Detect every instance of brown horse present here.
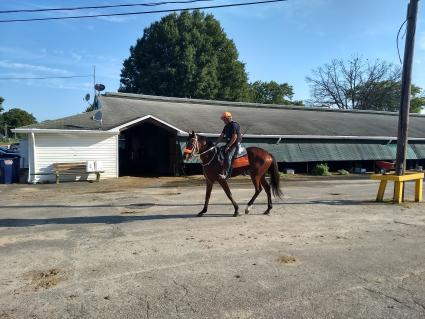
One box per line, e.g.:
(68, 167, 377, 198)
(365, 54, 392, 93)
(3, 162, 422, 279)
(183, 131, 282, 217)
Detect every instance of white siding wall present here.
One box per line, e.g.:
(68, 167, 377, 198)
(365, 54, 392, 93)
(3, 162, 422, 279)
(32, 133, 118, 183)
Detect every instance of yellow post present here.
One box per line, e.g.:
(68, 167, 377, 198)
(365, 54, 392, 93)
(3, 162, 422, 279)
(394, 181, 404, 203)
(376, 180, 387, 202)
(415, 178, 423, 202)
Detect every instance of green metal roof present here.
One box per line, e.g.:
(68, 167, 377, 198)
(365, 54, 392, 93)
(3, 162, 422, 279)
(410, 143, 425, 158)
(179, 139, 420, 163)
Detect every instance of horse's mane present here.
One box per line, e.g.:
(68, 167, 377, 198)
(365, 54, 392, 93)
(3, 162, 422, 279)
(197, 134, 207, 142)
(205, 140, 214, 148)
(197, 135, 214, 149)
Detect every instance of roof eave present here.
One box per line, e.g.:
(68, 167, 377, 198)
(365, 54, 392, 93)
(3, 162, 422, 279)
(108, 115, 187, 134)
(12, 128, 118, 135)
(177, 132, 425, 141)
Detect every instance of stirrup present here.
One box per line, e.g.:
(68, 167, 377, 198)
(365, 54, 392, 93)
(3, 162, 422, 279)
(218, 173, 228, 179)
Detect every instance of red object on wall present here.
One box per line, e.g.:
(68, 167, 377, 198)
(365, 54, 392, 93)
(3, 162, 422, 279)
(376, 161, 395, 170)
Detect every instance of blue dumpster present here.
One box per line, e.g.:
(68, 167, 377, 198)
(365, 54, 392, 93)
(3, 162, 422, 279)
(0, 157, 20, 184)
(12, 157, 20, 183)
(0, 158, 14, 184)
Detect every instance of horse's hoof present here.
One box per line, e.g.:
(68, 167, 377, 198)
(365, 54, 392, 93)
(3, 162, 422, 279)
(263, 211, 271, 215)
(245, 205, 252, 214)
(197, 212, 204, 217)
(233, 212, 239, 217)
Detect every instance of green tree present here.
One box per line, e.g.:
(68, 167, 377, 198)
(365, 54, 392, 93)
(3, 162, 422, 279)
(0, 97, 5, 137)
(410, 85, 425, 113)
(306, 56, 401, 110)
(306, 56, 425, 113)
(248, 81, 303, 105)
(119, 10, 249, 101)
(0, 96, 4, 113)
(348, 81, 424, 113)
(85, 104, 94, 112)
(2, 108, 37, 136)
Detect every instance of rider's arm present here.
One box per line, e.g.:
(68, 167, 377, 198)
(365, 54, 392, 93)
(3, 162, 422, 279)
(225, 133, 238, 152)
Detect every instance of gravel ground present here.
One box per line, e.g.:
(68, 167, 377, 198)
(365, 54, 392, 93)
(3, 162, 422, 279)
(0, 176, 424, 319)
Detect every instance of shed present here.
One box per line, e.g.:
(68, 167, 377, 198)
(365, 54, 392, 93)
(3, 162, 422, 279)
(13, 92, 425, 183)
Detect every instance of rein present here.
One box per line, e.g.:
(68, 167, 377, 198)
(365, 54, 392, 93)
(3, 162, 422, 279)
(199, 147, 217, 167)
(186, 134, 217, 167)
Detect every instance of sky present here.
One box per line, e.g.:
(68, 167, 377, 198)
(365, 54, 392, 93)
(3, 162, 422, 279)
(1, 0, 425, 122)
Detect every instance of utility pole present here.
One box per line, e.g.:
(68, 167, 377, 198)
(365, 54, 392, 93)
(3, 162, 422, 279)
(93, 65, 96, 102)
(395, 0, 420, 176)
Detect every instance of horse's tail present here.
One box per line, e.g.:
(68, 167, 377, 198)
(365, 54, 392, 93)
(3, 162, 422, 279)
(269, 154, 283, 198)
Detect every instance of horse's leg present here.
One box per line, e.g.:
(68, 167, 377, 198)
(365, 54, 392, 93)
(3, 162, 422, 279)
(245, 173, 262, 214)
(217, 179, 239, 217)
(261, 175, 273, 215)
(198, 180, 213, 217)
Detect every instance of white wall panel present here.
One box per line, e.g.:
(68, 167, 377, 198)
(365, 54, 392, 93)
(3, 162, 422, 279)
(32, 133, 118, 183)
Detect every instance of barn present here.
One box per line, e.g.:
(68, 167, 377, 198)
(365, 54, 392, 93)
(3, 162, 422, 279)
(14, 92, 425, 183)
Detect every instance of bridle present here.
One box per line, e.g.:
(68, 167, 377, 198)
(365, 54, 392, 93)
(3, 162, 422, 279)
(184, 134, 217, 167)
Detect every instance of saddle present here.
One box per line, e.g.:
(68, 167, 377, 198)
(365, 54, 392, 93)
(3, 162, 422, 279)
(233, 145, 249, 168)
(218, 144, 249, 169)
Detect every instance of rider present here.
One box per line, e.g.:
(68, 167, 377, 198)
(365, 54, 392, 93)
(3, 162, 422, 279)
(216, 111, 242, 179)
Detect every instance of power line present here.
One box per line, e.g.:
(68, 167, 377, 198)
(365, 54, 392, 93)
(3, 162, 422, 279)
(0, 0, 287, 23)
(396, 19, 408, 65)
(0, 0, 214, 14)
(0, 75, 92, 80)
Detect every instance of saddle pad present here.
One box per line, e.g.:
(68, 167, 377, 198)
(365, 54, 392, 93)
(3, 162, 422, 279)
(234, 145, 247, 159)
(232, 155, 249, 168)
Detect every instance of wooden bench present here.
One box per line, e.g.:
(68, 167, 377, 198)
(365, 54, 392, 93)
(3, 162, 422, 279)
(371, 172, 424, 203)
(53, 162, 103, 184)
(32, 162, 103, 184)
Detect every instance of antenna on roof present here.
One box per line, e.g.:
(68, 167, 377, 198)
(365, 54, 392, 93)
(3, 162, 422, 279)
(92, 108, 103, 129)
(93, 83, 105, 111)
(95, 83, 105, 92)
(93, 110, 103, 123)
(92, 83, 105, 129)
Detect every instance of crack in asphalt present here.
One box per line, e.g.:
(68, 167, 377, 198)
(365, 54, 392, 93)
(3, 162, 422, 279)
(393, 220, 422, 227)
(362, 287, 413, 309)
(173, 279, 198, 315)
(146, 299, 150, 319)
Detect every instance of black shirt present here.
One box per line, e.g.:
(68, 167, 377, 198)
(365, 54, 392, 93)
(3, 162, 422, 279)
(222, 121, 242, 145)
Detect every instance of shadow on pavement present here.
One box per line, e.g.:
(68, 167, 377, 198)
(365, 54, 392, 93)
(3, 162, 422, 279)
(0, 199, 374, 210)
(0, 199, 380, 228)
(0, 213, 236, 228)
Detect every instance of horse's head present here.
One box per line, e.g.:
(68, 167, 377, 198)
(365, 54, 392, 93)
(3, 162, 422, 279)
(183, 130, 208, 160)
(183, 130, 198, 160)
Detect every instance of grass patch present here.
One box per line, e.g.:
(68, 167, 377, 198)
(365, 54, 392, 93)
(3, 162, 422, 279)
(337, 169, 350, 175)
(312, 163, 330, 176)
(278, 255, 297, 264)
(24, 268, 64, 290)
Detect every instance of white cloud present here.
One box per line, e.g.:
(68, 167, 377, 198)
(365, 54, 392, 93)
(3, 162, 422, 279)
(98, 16, 133, 23)
(0, 46, 47, 60)
(71, 52, 83, 62)
(8, 78, 93, 91)
(0, 60, 71, 74)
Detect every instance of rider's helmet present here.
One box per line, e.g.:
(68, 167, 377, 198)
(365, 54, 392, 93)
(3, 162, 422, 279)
(221, 111, 232, 120)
